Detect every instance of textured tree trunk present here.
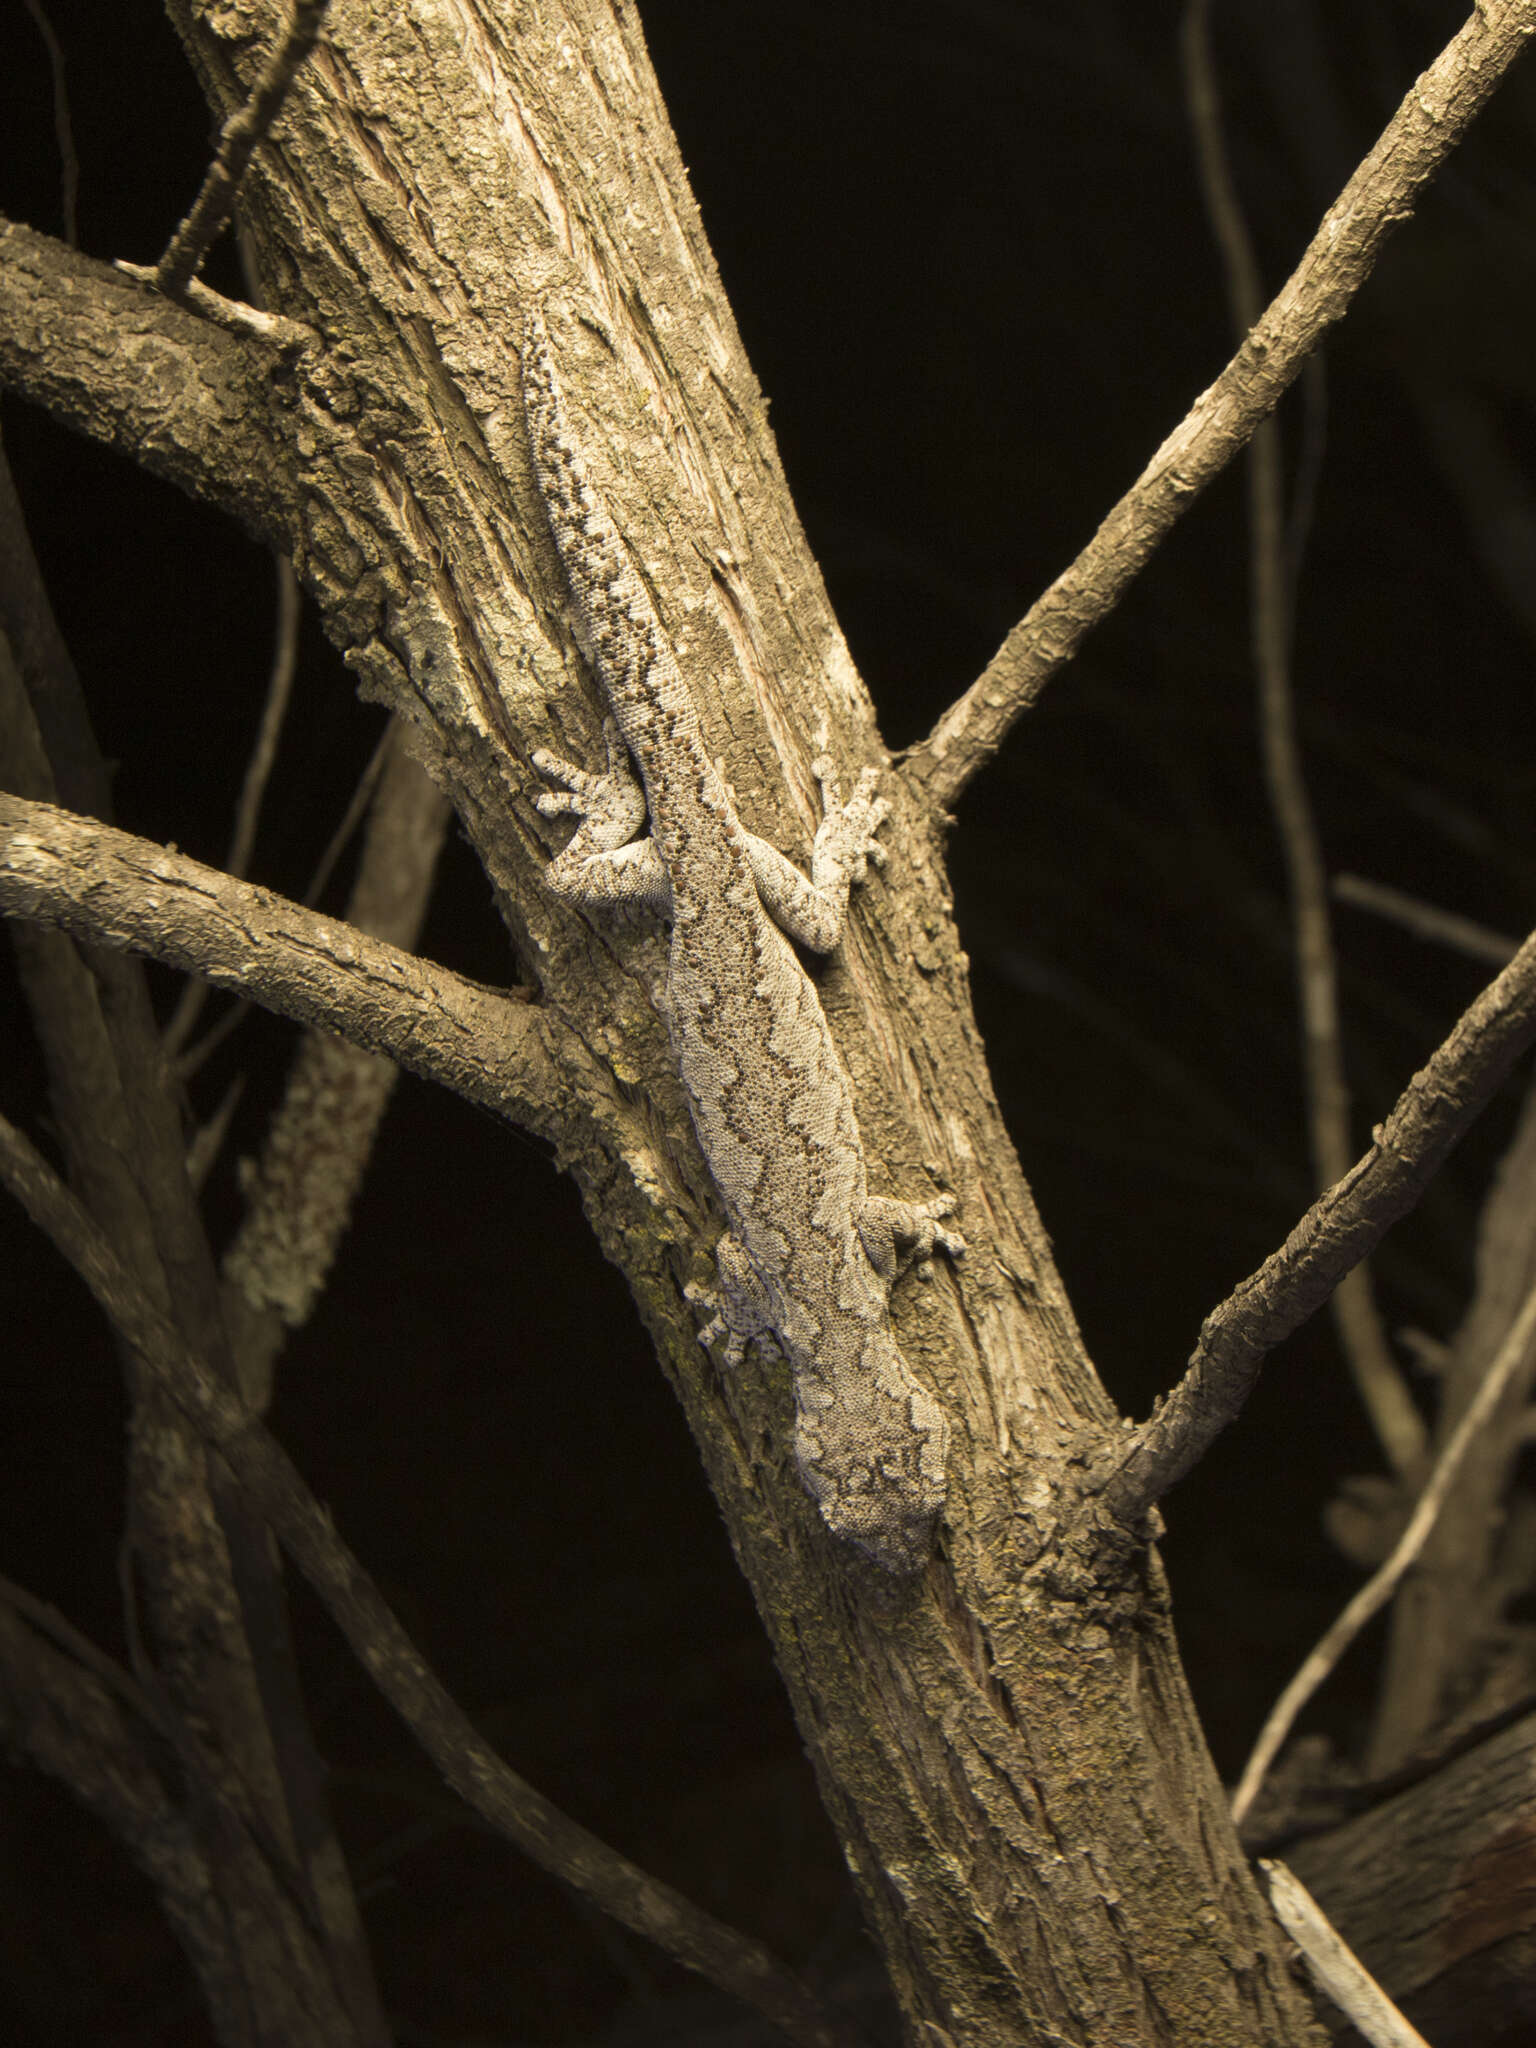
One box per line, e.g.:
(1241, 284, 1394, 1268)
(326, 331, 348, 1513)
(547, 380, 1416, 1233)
(1287, 1705, 1536, 2047)
(36, 2, 1331, 2038)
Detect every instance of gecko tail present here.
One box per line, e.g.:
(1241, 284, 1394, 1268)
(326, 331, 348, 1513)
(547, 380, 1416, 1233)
(794, 1351, 949, 1574)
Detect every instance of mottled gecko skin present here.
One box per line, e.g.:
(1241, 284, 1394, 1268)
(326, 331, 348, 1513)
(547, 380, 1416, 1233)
(522, 313, 962, 1573)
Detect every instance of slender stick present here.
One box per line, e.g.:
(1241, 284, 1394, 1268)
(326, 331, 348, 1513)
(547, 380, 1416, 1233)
(1181, 0, 1422, 1476)
(163, 552, 302, 1060)
(1260, 1861, 1432, 2048)
(1334, 874, 1518, 968)
(906, 1, 1536, 813)
(18, 0, 79, 249)
(0, 1570, 163, 1733)
(1099, 925, 1536, 1525)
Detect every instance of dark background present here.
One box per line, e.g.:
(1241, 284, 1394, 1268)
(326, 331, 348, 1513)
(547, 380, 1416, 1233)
(2, 0, 1534, 2041)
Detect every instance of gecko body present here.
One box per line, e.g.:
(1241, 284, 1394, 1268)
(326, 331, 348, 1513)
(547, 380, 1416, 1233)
(522, 314, 961, 1573)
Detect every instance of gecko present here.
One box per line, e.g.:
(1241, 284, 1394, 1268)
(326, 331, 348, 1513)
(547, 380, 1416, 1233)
(521, 312, 962, 1574)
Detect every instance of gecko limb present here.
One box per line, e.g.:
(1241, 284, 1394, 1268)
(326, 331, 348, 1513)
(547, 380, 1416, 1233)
(858, 1194, 966, 1281)
(739, 763, 889, 954)
(685, 1231, 777, 1367)
(534, 723, 668, 911)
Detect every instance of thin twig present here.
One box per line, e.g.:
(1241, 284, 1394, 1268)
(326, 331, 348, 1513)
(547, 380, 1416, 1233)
(1098, 924, 1536, 1525)
(1230, 1278, 1536, 1826)
(1259, 1861, 1432, 2048)
(906, 1, 1536, 812)
(18, 0, 78, 249)
(301, 716, 396, 909)
(1181, 0, 1422, 1476)
(168, 990, 251, 1084)
(185, 1073, 245, 1194)
(173, 717, 398, 1082)
(1364, 1073, 1536, 1773)
(1335, 873, 1518, 967)
(154, 0, 330, 300)
(163, 553, 303, 1060)
(227, 556, 303, 882)
(0, 1111, 865, 2048)
(113, 260, 316, 349)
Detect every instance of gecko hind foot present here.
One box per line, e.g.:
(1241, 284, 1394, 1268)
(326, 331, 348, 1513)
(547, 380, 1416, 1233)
(858, 1193, 966, 1282)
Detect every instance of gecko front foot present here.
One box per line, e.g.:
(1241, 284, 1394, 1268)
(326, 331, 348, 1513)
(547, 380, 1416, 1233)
(533, 716, 646, 849)
(534, 719, 671, 910)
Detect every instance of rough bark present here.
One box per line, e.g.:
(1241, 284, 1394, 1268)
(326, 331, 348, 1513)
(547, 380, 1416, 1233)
(0, 216, 298, 549)
(0, 792, 567, 1127)
(1286, 1707, 1536, 2046)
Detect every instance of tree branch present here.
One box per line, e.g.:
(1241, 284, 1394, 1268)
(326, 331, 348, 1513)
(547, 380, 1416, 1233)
(0, 1594, 250, 2039)
(1334, 874, 1518, 968)
(0, 790, 587, 1141)
(1, 454, 392, 2047)
(0, 1111, 865, 2048)
(906, 0, 1536, 813)
(0, 216, 298, 551)
(0, 1569, 164, 1735)
(1098, 924, 1536, 1525)
(154, 0, 330, 301)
